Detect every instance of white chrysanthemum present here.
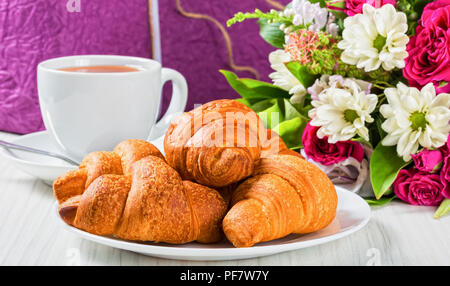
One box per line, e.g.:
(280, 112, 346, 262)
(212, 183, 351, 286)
(283, 0, 328, 33)
(269, 49, 306, 104)
(308, 74, 372, 101)
(380, 83, 450, 161)
(337, 4, 409, 72)
(309, 78, 378, 143)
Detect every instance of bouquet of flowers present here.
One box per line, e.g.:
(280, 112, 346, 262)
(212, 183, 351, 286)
(222, 0, 450, 218)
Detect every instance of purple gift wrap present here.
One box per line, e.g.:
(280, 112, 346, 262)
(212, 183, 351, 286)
(0, 0, 290, 134)
(0, 0, 152, 134)
(159, 0, 290, 111)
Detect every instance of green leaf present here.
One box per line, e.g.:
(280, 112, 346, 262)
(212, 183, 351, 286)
(258, 18, 285, 49)
(365, 196, 397, 206)
(274, 117, 307, 150)
(375, 116, 387, 138)
(284, 99, 303, 120)
(235, 97, 269, 107)
(250, 98, 279, 113)
(252, 99, 285, 129)
(292, 101, 313, 118)
(225, 73, 309, 150)
(368, 115, 385, 148)
(276, 99, 308, 149)
(220, 70, 290, 100)
(308, 0, 327, 8)
(370, 144, 411, 199)
(351, 137, 373, 149)
(434, 199, 450, 219)
(235, 98, 251, 107)
(246, 98, 308, 149)
(337, 17, 345, 30)
(285, 62, 318, 88)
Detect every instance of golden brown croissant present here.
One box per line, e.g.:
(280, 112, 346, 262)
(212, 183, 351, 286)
(222, 154, 337, 247)
(164, 99, 302, 188)
(54, 139, 227, 244)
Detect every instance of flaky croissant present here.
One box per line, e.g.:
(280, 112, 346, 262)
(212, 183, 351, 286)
(164, 99, 302, 188)
(54, 139, 227, 244)
(222, 154, 338, 247)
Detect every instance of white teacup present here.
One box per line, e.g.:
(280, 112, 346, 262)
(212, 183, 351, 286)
(37, 55, 187, 161)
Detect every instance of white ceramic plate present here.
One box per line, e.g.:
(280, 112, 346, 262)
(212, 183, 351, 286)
(55, 186, 371, 261)
(0, 131, 165, 185)
(0, 131, 76, 185)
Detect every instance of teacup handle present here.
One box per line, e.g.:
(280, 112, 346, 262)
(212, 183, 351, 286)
(148, 68, 188, 140)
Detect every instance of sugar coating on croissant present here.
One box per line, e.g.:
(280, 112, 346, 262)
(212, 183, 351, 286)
(54, 139, 228, 244)
(222, 154, 338, 248)
(164, 100, 301, 187)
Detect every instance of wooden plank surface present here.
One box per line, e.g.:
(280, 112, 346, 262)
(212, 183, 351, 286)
(0, 131, 448, 266)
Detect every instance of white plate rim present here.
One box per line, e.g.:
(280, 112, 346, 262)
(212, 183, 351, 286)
(54, 187, 371, 259)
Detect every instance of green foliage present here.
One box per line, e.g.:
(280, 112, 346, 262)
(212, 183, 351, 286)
(370, 144, 412, 199)
(227, 9, 291, 27)
(324, 0, 347, 19)
(251, 98, 285, 128)
(251, 98, 309, 150)
(220, 70, 310, 150)
(434, 199, 450, 219)
(308, 0, 327, 8)
(351, 137, 373, 148)
(369, 115, 386, 148)
(227, 8, 294, 49)
(366, 196, 397, 206)
(396, 0, 434, 35)
(258, 19, 285, 49)
(276, 117, 307, 150)
(285, 62, 318, 88)
(220, 70, 290, 100)
(303, 39, 374, 80)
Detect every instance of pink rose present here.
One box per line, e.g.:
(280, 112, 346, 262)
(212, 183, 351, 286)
(440, 135, 450, 157)
(345, 0, 397, 16)
(441, 154, 450, 198)
(393, 168, 445, 206)
(403, 0, 450, 93)
(440, 135, 450, 198)
(411, 149, 444, 173)
(421, 0, 450, 28)
(302, 122, 364, 166)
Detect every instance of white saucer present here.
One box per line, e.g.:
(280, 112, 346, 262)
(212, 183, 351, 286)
(56, 187, 371, 261)
(0, 131, 165, 186)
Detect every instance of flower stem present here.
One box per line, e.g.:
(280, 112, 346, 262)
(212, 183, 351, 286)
(372, 81, 394, 89)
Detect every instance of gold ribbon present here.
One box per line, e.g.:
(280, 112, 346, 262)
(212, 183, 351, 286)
(265, 0, 285, 10)
(148, 0, 156, 59)
(148, 0, 286, 78)
(174, 0, 260, 79)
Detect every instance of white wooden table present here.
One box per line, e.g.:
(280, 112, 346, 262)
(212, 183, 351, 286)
(0, 131, 449, 266)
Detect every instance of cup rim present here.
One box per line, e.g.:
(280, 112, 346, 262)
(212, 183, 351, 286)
(38, 55, 160, 76)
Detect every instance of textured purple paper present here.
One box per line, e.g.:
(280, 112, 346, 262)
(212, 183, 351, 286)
(0, 0, 151, 134)
(159, 0, 291, 111)
(0, 0, 290, 134)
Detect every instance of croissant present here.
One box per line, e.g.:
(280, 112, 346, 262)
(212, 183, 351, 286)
(222, 154, 338, 247)
(54, 139, 228, 244)
(164, 99, 302, 188)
